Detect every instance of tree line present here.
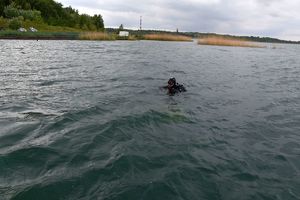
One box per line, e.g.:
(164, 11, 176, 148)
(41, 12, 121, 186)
(0, 0, 104, 31)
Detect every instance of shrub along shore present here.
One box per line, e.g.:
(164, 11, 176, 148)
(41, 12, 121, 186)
(0, 31, 193, 41)
(0, 30, 79, 40)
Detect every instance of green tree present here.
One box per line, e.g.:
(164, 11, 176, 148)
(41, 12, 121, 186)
(4, 3, 20, 19)
(0, 2, 5, 16)
(9, 17, 23, 29)
(24, 2, 31, 10)
(93, 14, 104, 30)
(0, 0, 105, 31)
(4, 3, 42, 21)
(0, 0, 17, 16)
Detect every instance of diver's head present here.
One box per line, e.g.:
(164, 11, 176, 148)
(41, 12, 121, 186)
(168, 77, 176, 87)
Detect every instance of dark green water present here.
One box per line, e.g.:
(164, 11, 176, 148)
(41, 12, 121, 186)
(0, 40, 300, 200)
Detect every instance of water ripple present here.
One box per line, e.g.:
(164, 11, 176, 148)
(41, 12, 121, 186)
(1, 40, 300, 200)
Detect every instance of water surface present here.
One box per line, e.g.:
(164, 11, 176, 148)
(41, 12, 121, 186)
(0, 40, 300, 200)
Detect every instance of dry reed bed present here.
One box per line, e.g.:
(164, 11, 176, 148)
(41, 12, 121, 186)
(117, 35, 137, 40)
(79, 32, 115, 40)
(144, 34, 192, 42)
(198, 37, 264, 48)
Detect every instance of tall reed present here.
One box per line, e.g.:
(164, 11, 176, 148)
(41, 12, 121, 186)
(198, 36, 264, 48)
(144, 34, 192, 42)
(79, 32, 115, 40)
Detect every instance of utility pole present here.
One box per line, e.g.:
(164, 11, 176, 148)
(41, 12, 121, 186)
(140, 16, 142, 31)
(138, 16, 142, 40)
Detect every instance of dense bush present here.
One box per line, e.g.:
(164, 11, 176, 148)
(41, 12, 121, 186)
(9, 17, 23, 30)
(0, 16, 8, 29)
(4, 3, 42, 21)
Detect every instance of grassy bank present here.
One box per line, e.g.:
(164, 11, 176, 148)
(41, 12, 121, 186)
(198, 36, 264, 48)
(1, 31, 192, 41)
(144, 34, 193, 42)
(0, 30, 79, 40)
(0, 31, 126, 41)
(0, 29, 139, 41)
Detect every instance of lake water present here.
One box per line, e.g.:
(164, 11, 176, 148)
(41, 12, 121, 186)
(0, 40, 300, 200)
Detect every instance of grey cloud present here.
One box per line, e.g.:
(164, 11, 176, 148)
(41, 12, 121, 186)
(255, 0, 282, 6)
(58, 0, 300, 40)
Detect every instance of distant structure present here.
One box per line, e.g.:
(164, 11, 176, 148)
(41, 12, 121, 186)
(176, 28, 179, 33)
(29, 27, 38, 32)
(140, 16, 142, 30)
(18, 27, 27, 32)
(119, 31, 129, 37)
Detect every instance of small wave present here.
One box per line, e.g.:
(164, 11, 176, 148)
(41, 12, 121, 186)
(232, 172, 259, 182)
(138, 76, 155, 81)
(60, 106, 108, 122)
(21, 111, 59, 121)
(56, 108, 192, 130)
(0, 109, 60, 123)
(37, 80, 57, 86)
(167, 70, 186, 74)
(217, 48, 230, 52)
(113, 110, 192, 128)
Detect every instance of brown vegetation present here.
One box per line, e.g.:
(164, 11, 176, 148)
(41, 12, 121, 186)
(144, 34, 192, 42)
(79, 32, 115, 40)
(117, 35, 137, 40)
(198, 36, 264, 48)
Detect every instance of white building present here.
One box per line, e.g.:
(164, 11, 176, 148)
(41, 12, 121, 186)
(119, 31, 129, 37)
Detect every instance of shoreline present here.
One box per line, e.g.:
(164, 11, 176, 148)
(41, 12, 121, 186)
(0, 34, 192, 41)
(0, 36, 77, 40)
(1, 30, 299, 44)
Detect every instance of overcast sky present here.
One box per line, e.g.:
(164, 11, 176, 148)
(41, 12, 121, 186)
(58, 0, 300, 41)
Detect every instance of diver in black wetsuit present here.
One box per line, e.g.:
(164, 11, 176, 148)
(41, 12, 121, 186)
(163, 77, 186, 95)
